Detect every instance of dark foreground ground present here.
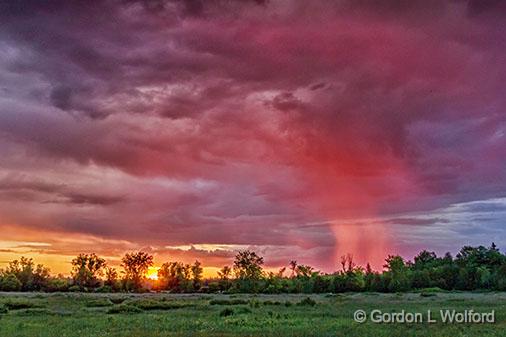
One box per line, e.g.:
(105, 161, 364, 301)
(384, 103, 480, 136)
(1, 291, 505, 337)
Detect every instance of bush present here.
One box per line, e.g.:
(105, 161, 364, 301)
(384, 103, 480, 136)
(219, 308, 234, 317)
(4, 301, 41, 310)
(0, 274, 22, 291)
(107, 304, 143, 314)
(95, 286, 113, 293)
(109, 297, 127, 304)
(297, 297, 316, 306)
(209, 299, 248, 305)
(84, 299, 113, 307)
(131, 300, 190, 310)
(418, 287, 444, 293)
(235, 307, 252, 314)
(68, 285, 81, 292)
(43, 278, 69, 292)
(13, 308, 55, 316)
(0, 304, 8, 314)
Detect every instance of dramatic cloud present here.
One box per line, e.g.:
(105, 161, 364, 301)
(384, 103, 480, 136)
(0, 0, 505, 273)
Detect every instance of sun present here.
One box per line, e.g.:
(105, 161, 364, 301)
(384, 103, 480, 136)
(146, 266, 160, 280)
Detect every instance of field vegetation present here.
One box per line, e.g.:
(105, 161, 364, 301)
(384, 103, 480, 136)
(0, 292, 505, 336)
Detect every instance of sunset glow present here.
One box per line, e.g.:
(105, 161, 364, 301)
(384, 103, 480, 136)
(1, 0, 506, 276)
(146, 267, 160, 281)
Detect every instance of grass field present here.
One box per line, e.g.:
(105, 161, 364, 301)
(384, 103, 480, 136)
(1, 291, 505, 336)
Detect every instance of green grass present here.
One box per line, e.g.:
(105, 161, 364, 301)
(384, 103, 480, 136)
(1, 292, 505, 336)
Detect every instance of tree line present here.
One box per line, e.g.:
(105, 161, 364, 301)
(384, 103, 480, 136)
(1, 244, 506, 293)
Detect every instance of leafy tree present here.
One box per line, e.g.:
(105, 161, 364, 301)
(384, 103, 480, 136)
(121, 251, 153, 291)
(289, 260, 297, 278)
(364, 263, 376, 291)
(312, 274, 333, 293)
(233, 250, 264, 293)
(71, 253, 106, 289)
(4, 244, 506, 294)
(191, 260, 203, 290)
(4, 257, 50, 291)
(158, 261, 192, 292)
(295, 265, 314, 278)
(218, 266, 232, 280)
(104, 267, 119, 290)
(454, 244, 504, 290)
(233, 250, 264, 280)
(412, 250, 438, 270)
(411, 269, 432, 289)
(217, 265, 232, 291)
(384, 255, 410, 292)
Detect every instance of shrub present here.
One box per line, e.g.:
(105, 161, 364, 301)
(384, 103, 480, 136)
(235, 307, 252, 314)
(109, 297, 127, 304)
(43, 278, 70, 292)
(95, 286, 113, 293)
(107, 304, 143, 314)
(418, 287, 444, 293)
(219, 308, 234, 317)
(209, 299, 248, 305)
(13, 308, 55, 316)
(84, 299, 113, 307)
(0, 304, 8, 314)
(0, 274, 22, 291)
(4, 301, 41, 310)
(68, 285, 81, 292)
(131, 300, 189, 310)
(297, 297, 316, 306)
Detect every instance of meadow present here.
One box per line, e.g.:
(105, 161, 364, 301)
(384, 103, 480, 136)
(1, 291, 505, 337)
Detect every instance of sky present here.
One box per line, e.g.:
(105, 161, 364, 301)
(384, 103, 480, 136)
(0, 0, 505, 275)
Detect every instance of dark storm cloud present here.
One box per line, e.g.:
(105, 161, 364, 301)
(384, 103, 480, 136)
(0, 175, 125, 206)
(466, 0, 506, 16)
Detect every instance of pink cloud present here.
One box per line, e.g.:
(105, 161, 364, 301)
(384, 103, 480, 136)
(0, 0, 505, 272)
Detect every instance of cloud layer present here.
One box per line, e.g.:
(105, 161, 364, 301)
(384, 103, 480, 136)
(0, 0, 505, 272)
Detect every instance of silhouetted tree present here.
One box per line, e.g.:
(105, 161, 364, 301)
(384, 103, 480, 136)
(233, 250, 264, 280)
(71, 253, 106, 290)
(217, 265, 232, 291)
(218, 266, 232, 280)
(121, 251, 153, 291)
(104, 267, 119, 290)
(289, 260, 297, 278)
(5, 257, 50, 291)
(158, 261, 192, 292)
(233, 250, 264, 292)
(4, 243, 506, 294)
(295, 264, 314, 278)
(191, 260, 203, 290)
(340, 254, 355, 274)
